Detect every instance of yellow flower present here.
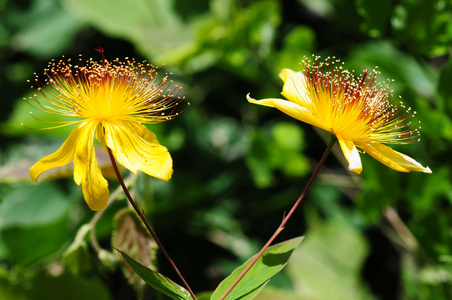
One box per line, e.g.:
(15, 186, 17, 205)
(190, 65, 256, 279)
(25, 50, 186, 210)
(247, 56, 431, 174)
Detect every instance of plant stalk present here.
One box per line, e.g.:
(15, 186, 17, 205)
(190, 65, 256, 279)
(107, 148, 197, 300)
(219, 134, 336, 300)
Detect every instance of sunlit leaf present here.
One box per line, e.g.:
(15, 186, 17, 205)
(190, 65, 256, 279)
(8, 0, 85, 57)
(211, 236, 303, 300)
(286, 221, 371, 299)
(62, 0, 195, 65)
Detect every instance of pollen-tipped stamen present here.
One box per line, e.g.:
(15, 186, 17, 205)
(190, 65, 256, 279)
(300, 55, 422, 145)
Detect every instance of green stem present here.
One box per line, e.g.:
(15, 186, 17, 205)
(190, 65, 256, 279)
(107, 148, 197, 300)
(219, 134, 337, 300)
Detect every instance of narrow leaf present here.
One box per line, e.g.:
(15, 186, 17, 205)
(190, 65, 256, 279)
(117, 250, 193, 300)
(211, 236, 304, 300)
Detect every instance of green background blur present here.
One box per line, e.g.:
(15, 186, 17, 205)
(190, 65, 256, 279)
(0, 0, 451, 299)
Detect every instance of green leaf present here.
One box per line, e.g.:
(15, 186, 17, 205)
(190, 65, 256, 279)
(0, 182, 71, 265)
(272, 122, 305, 152)
(390, 0, 452, 57)
(117, 250, 193, 300)
(438, 56, 452, 118)
(271, 123, 309, 177)
(356, 0, 393, 37)
(0, 182, 69, 228)
(62, 0, 195, 65)
(8, 0, 85, 57)
(2, 94, 75, 138)
(275, 26, 315, 72)
(62, 239, 91, 276)
(346, 41, 436, 99)
(253, 287, 304, 300)
(0, 270, 112, 300)
(211, 236, 304, 300)
(286, 221, 371, 299)
(62, 224, 93, 276)
(196, 291, 214, 300)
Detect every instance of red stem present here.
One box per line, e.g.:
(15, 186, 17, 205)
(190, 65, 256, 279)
(107, 148, 197, 300)
(219, 134, 336, 300)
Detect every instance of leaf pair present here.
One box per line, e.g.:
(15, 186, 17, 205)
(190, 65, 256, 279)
(118, 236, 303, 300)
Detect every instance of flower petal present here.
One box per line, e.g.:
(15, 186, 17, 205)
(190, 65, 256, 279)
(279, 68, 312, 108)
(73, 121, 109, 211)
(337, 136, 362, 174)
(247, 94, 321, 127)
(30, 124, 82, 182)
(356, 142, 432, 173)
(95, 122, 109, 152)
(103, 121, 173, 181)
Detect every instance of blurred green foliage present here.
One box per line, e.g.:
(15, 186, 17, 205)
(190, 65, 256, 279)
(0, 0, 451, 299)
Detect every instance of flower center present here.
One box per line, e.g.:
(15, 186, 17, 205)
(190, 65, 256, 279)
(302, 56, 419, 144)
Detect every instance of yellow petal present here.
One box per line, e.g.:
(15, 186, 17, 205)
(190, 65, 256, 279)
(95, 122, 109, 152)
(337, 136, 362, 174)
(247, 93, 321, 127)
(29, 124, 82, 182)
(80, 155, 109, 211)
(279, 68, 312, 108)
(73, 121, 98, 184)
(103, 121, 173, 181)
(73, 121, 109, 211)
(356, 142, 432, 173)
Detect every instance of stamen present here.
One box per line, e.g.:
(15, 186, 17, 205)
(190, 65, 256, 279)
(300, 55, 421, 145)
(23, 52, 186, 129)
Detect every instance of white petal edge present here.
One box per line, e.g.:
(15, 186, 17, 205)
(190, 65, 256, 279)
(337, 136, 363, 174)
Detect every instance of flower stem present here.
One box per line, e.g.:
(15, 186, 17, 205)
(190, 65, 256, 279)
(107, 148, 197, 300)
(219, 134, 336, 300)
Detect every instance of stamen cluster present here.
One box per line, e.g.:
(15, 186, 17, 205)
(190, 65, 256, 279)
(24, 52, 186, 128)
(302, 56, 420, 144)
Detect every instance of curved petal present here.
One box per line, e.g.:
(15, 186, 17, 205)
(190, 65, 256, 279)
(30, 124, 83, 182)
(356, 142, 432, 173)
(337, 136, 362, 174)
(279, 68, 312, 108)
(103, 121, 173, 181)
(95, 122, 108, 152)
(247, 94, 322, 128)
(73, 121, 109, 211)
